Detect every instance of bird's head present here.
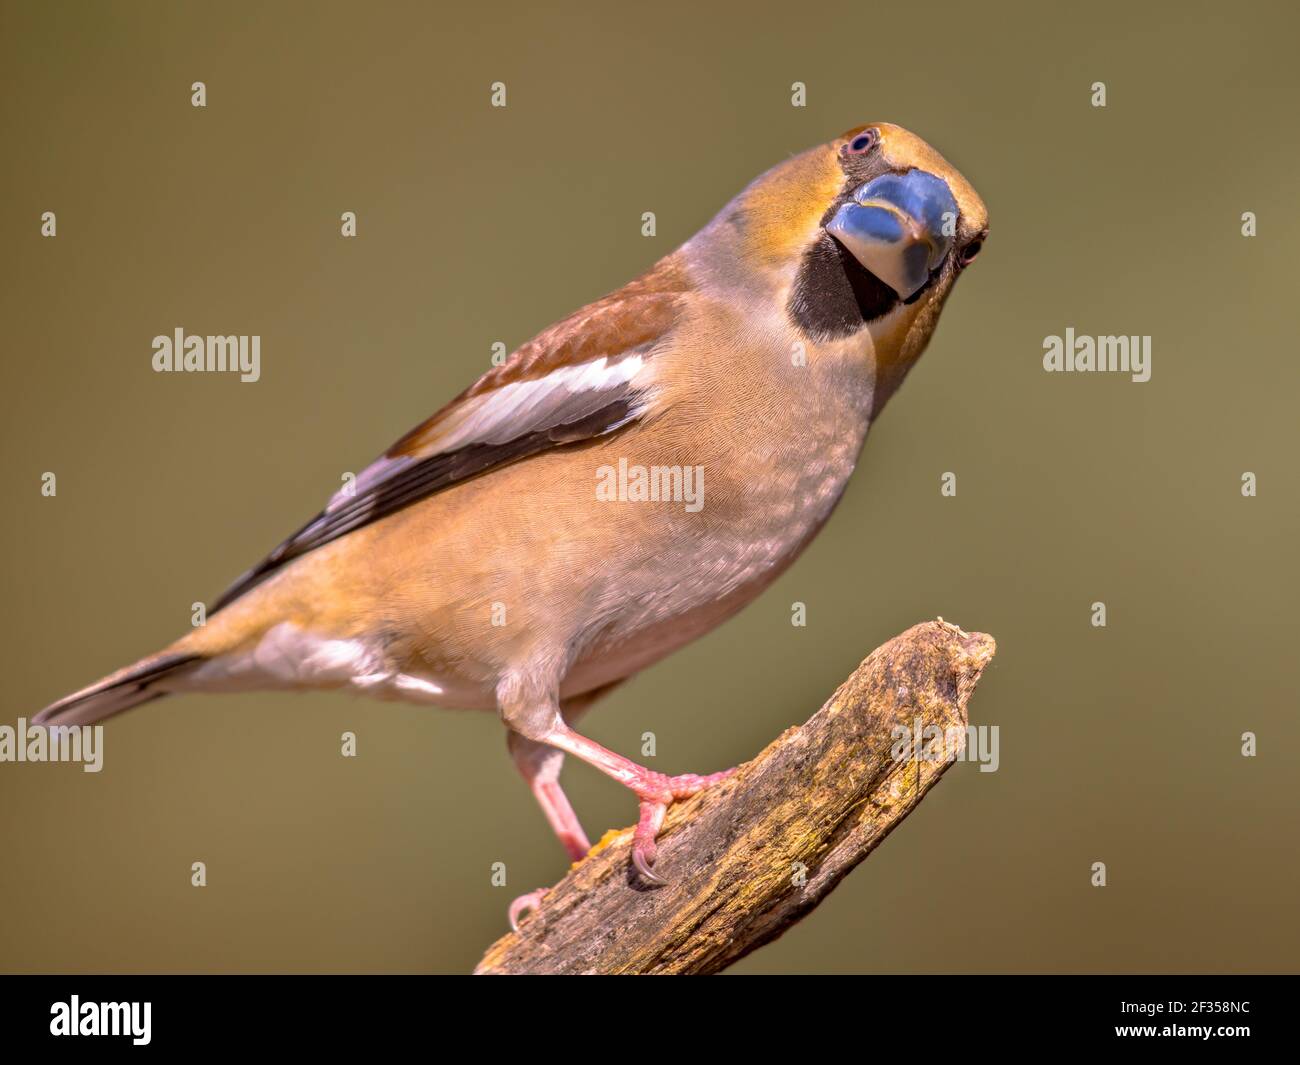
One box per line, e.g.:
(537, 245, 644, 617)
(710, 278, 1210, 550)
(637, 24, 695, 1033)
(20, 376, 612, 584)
(721, 122, 987, 408)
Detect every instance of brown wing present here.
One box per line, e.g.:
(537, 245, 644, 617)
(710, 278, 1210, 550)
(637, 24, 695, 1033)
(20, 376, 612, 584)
(212, 260, 688, 612)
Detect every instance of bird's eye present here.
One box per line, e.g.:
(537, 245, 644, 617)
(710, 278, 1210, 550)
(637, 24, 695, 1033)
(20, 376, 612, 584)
(959, 239, 983, 266)
(845, 130, 878, 155)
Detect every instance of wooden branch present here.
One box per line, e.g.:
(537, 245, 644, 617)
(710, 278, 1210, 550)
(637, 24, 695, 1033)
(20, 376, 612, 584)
(475, 619, 996, 975)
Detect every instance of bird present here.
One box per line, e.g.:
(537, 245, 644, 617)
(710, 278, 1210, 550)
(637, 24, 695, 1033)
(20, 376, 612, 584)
(36, 122, 988, 927)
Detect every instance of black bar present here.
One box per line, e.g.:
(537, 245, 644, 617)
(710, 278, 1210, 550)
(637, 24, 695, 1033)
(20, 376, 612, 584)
(1, 975, 1291, 1051)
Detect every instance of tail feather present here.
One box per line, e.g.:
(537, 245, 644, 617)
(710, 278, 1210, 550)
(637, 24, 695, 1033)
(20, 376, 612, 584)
(34, 653, 203, 728)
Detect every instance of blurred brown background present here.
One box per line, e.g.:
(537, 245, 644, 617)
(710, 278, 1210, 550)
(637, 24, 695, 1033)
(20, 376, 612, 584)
(1, 0, 1296, 973)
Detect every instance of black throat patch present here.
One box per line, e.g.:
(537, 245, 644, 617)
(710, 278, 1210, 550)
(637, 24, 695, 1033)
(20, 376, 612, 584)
(788, 230, 899, 342)
(787, 148, 907, 342)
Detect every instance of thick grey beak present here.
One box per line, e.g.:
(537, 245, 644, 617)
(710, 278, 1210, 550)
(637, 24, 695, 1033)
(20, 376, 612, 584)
(825, 169, 959, 300)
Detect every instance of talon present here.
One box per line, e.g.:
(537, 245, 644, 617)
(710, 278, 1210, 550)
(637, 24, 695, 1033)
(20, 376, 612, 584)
(508, 888, 548, 931)
(633, 846, 667, 887)
(624, 767, 736, 885)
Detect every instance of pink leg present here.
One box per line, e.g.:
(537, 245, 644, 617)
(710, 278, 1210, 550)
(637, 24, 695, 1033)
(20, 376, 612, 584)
(508, 732, 591, 862)
(505, 733, 591, 930)
(544, 722, 734, 885)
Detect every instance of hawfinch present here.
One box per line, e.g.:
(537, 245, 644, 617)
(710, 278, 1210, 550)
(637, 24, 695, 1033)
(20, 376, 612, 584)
(38, 122, 988, 923)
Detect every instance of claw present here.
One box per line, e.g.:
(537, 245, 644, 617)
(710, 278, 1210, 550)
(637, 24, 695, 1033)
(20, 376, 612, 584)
(632, 845, 668, 886)
(508, 888, 548, 931)
(625, 768, 738, 886)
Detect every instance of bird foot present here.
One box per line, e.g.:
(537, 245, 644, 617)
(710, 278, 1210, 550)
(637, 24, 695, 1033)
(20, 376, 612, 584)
(631, 767, 736, 886)
(508, 888, 549, 931)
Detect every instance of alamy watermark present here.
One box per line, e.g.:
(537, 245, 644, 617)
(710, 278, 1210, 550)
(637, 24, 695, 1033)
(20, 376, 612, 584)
(50, 996, 150, 1045)
(152, 327, 260, 382)
(890, 716, 999, 773)
(596, 457, 704, 513)
(0, 718, 103, 772)
(1043, 328, 1151, 383)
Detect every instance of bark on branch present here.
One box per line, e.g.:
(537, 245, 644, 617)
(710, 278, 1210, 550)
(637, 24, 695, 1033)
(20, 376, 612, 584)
(475, 619, 996, 975)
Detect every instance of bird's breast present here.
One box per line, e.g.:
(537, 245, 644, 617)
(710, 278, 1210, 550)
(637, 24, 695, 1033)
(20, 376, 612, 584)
(565, 308, 876, 683)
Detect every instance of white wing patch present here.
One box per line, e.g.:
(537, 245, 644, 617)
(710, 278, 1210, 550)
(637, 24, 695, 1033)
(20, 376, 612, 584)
(328, 353, 649, 514)
(434, 353, 648, 450)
